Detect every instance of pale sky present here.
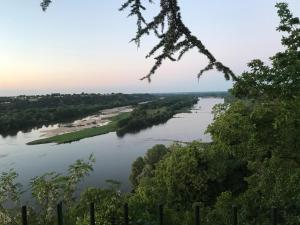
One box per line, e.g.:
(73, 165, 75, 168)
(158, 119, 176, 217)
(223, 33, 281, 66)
(0, 0, 299, 96)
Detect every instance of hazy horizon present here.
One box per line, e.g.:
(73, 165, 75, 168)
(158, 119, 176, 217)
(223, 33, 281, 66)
(0, 90, 229, 98)
(1, 0, 300, 96)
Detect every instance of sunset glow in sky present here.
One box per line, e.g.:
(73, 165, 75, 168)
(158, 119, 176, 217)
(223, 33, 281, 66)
(1, 0, 300, 96)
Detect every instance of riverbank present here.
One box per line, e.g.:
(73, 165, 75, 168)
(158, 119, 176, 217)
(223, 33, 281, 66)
(27, 112, 130, 145)
(39, 106, 132, 138)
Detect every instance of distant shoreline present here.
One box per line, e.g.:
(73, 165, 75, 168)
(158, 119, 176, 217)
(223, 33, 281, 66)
(0, 91, 228, 98)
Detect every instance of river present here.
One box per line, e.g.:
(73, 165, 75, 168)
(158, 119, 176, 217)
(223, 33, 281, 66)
(0, 97, 223, 195)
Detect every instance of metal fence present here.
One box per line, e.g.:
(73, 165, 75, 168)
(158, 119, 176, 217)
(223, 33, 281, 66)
(21, 203, 281, 225)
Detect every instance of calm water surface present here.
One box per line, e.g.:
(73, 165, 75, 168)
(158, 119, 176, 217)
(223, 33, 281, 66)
(0, 98, 223, 195)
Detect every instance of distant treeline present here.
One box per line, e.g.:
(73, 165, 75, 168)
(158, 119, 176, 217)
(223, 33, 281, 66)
(0, 93, 156, 136)
(155, 91, 228, 98)
(116, 95, 198, 136)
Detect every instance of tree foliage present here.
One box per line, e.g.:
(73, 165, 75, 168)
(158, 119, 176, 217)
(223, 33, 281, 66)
(130, 144, 169, 187)
(0, 155, 95, 225)
(116, 95, 198, 136)
(232, 3, 300, 99)
(204, 3, 300, 224)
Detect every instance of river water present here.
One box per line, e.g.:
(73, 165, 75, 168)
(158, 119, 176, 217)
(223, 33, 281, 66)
(0, 98, 223, 195)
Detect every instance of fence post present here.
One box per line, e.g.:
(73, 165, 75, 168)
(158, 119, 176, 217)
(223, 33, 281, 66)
(22, 206, 28, 225)
(194, 205, 200, 225)
(111, 214, 116, 225)
(90, 202, 95, 225)
(124, 203, 129, 225)
(232, 205, 238, 225)
(159, 204, 164, 225)
(272, 207, 278, 225)
(57, 202, 63, 225)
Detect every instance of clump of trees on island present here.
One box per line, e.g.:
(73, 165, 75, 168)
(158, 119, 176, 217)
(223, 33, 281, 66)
(1, 2, 300, 225)
(116, 96, 198, 136)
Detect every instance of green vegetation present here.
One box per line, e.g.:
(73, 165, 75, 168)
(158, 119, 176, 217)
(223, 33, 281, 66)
(27, 95, 198, 145)
(116, 95, 198, 136)
(0, 93, 156, 136)
(1, 3, 299, 225)
(27, 113, 131, 145)
(128, 142, 249, 224)
(157, 91, 229, 98)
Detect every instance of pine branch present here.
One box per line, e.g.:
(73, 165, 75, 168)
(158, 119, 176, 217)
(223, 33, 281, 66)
(40, 0, 52, 11)
(121, 0, 236, 81)
(41, 0, 236, 81)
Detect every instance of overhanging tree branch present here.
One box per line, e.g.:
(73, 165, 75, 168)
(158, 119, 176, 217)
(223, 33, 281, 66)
(41, 0, 236, 82)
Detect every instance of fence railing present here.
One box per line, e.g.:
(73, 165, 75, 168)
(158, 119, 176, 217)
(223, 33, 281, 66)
(20, 203, 281, 225)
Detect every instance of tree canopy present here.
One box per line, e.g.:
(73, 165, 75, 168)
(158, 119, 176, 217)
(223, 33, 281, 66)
(232, 2, 300, 100)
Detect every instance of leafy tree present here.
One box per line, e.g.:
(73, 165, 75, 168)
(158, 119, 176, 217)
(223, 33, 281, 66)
(205, 3, 300, 224)
(144, 144, 168, 166)
(0, 170, 22, 225)
(209, 2, 300, 163)
(130, 144, 168, 188)
(116, 96, 197, 136)
(72, 181, 125, 225)
(129, 142, 247, 220)
(232, 3, 300, 99)
(130, 157, 146, 188)
(0, 155, 95, 225)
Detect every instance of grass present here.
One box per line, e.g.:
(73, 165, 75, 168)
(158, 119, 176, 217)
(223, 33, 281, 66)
(27, 113, 130, 145)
